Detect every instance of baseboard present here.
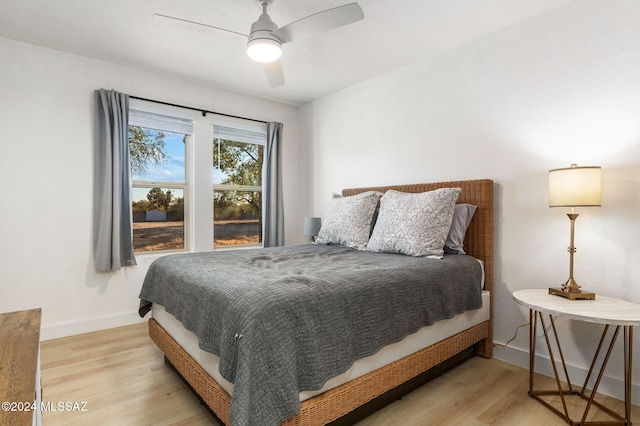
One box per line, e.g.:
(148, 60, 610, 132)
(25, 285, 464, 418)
(41, 312, 146, 341)
(494, 342, 640, 406)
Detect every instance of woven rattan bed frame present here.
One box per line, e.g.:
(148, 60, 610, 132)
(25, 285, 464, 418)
(148, 179, 494, 426)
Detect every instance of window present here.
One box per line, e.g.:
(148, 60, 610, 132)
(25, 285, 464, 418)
(129, 108, 192, 253)
(127, 102, 268, 253)
(213, 123, 266, 247)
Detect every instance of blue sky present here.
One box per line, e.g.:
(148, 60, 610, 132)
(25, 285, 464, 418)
(132, 131, 185, 182)
(130, 130, 240, 202)
(132, 131, 186, 202)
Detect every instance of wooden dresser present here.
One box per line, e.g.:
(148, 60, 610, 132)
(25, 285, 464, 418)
(0, 308, 42, 426)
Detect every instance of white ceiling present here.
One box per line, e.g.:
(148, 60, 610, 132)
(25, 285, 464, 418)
(1, 0, 571, 105)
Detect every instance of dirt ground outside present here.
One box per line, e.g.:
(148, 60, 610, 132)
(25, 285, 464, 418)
(133, 220, 260, 252)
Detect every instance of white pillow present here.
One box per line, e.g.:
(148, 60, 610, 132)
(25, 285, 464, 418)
(315, 191, 382, 250)
(367, 188, 461, 257)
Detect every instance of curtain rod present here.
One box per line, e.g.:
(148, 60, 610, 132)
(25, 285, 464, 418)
(129, 95, 268, 124)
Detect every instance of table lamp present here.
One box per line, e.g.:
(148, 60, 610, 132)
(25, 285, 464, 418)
(548, 164, 601, 300)
(303, 217, 321, 243)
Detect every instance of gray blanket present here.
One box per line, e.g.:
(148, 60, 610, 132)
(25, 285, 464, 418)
(139, 244, 483, 426)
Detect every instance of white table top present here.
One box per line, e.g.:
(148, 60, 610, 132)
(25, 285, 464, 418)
(513, 289, 640, 326)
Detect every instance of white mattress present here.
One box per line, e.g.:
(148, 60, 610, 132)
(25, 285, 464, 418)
(152, 290, 490, 402)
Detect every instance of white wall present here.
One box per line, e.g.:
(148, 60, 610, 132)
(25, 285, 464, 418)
(0, 37, 303, 340)
(301, 0, 640, 403)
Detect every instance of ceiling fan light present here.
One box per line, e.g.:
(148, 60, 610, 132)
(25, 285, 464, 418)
(247, 38, 282, 63)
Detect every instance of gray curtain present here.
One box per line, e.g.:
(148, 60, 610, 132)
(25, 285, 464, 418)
(93, 89, 137, 271)
(263, 122, 285, 247)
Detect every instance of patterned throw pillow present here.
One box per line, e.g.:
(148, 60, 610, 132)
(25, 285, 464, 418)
(367, 188, 461, 257)
(316, 191, 382, 250)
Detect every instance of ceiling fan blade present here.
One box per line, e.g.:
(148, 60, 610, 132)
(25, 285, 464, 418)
(262, 60, 285, 88)
(153, 14, 248, 39)
(273, 2, 364, 43)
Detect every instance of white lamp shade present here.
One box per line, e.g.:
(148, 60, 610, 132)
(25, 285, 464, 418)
(247, 38, 282, 63)
(549, 165, 602, 207)
(303, 217, 322, 237)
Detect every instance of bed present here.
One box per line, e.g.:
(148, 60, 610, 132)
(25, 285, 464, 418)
(139, 179, 494, 426)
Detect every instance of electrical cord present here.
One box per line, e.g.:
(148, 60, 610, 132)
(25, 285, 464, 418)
(494, 311, 552, 348)
(494, 322, 529, 348)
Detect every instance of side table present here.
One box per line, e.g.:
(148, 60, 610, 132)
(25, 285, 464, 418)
(513, 289, 640, 426)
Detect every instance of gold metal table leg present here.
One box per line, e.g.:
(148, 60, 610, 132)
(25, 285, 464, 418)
(528, 311, 632, 425)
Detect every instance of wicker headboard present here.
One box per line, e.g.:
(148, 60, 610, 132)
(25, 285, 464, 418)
(342, 179, 494, 295)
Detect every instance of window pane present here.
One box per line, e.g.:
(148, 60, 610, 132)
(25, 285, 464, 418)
(213, 139, 263, 186)
(132, 187, 184, 252)
(214, 190, 261, 246)
(130, 126, 186, 182)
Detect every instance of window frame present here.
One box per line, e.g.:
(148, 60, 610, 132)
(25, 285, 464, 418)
(129, 100, 193, 254)
(212, 120, 267, 249)
(127, 101, 268, 254)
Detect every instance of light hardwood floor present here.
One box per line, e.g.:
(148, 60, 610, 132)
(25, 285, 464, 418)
(41, 322, 639, 425)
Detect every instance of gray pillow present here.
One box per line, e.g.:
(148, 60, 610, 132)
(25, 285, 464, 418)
(316, 191, 382, 250)
(444, 204, 477, 254)
(367, 188, 461, 257)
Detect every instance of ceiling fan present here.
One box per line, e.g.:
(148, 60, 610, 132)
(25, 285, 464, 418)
(154, 1, 364, 88)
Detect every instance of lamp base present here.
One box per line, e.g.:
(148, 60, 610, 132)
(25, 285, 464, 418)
(549, 287, 596, 300)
